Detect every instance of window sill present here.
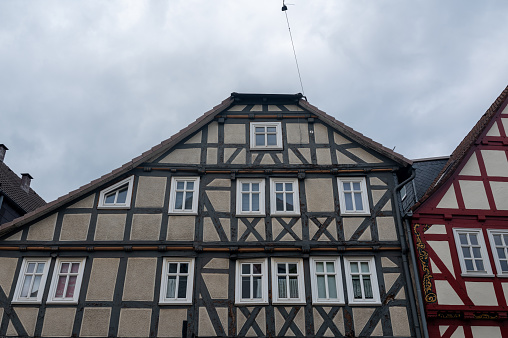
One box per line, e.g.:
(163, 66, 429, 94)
(272, 300, 306, 305)
(168, 211, 198, 215)
(312, 301, 345, 305)
(235, 300, 269, 306)
(46, 299, 79, 304)
(270, 212, 301, 217)
(250, 146, 283, 151)
(461, 273, 495, 278)
(348, 300, 382, 306)
(236, 213, 266, 217)
(159, 301, 193, 305)
(97, 205, 131, 210)
(11, 300, 42, 305)
(340, 212, 371, 217)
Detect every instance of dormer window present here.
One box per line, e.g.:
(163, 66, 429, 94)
(250, 122, 283, 149)
(98, 176, 135, 209)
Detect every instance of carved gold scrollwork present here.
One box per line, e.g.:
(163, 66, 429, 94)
(437, 312, 462, 319)
(414, 223, 437, 303)
(474, 312, 499, 320)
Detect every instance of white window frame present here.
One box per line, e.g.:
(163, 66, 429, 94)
(47, 258, 86, 304)
(250, 122, 283, 150)
(488, 229, 508, 277)
(344, 256, 381, 305)
(98, 176, 135, 209)
(168, 177, 200, 215)
(235, 259, 269, 305)
(270, 178, 300, 216)
(271, 258, 306, 304)
(310, 257, 345, 305)
(12, 258, 51, 304)
(453, 228, 493, 277)
(337, 177, 370, 216)
(236, 179, 266, 216)
(159, 258, 195, 304)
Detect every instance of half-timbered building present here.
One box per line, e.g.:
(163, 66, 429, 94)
(408, 85, 508, 337)
(0, 93, 419, 337)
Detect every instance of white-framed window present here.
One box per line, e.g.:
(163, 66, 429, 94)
(12, 258, 51, 304)
(168, 177, 200, 214)
(488, 230, 508, 277)
(309, 257, 344, 304)
(270, 178, 300, 216)
(271, 258, 305, 304)
(453, 228, 493, 277)
(47, 258, 86, 304)
(235, 259, 269, 305)
(159, 258, 195, 304)
(344, 257, 380, 305)
(337, 177, 370, 215)
(98, 176, 135, 209)
(236, 179, 265, 216)
(250, 122, 283, 149)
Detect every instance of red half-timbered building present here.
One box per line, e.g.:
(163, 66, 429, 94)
(409, 85, 508, 338)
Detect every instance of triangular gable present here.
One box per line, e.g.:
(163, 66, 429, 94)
(0, 93, 410, 237)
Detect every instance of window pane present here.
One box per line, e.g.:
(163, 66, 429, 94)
(353, 182, 361, 190)
(256, 134, 265, 146)
(278, 264, 286, 274)
(326, 262, 335, 273)
(27, 263, 35, 273)
(317, 276, 326, 298)
(288, 264, 297, 274)
(350, 262, 359, 273)
(168, 263, 178, 273)
(475, 260, 484, 271)
(55, 276, 67, 298)
(66, 276, 77, 298)
(180, 263, 189, 274)
(316, 262, 324, 273)
(472, 247, 482, 258)
(462, 247, 471, 258)
(286, 193, 294, 211)
(343, 182, 351, 191)
(255, 127, 265, 133)
(276, 183, 283, 191)
(352, 276, 362, 299)
(360, 262, 369, 273)
(252, 193, 259, 212)
(117, 187, 128, 203)
(186, 182, 194, 190)
(328, 276, 337, 299)
(242, 193, 250, 212)
(36, 263, 45, 274)
(242, 183, 249, 191)
(289, 277, 299, 298)
(242, 277, 250, 299)
(175, 191, 183, 209)
(178, 276, 187, 298)
(242, 264, 250, 274)
(253, 264, 262, 274)
(501, 260, 508, 272)
(354, 192, 363, 210)
(278, 277, 287, 298)
(184, 192, 193, 209)
(285, 183, 293, 191)
(252, 183, 259, 192)
(498, 248, 507, 259)
(465, 259, 474, 271)
(267, 134, 277, 145)
(167, 276, 176, 298)
(504, 234, 508, 244)
(60, 263, 70, 273)
(30, 275, 41, 298)
(253, 276, 262, 298)
(470, 234, 478, 245)
(105, 193, 116, 204)
(71, 263, 80, 273)
(363, 277, 373, 298)
(276, 193, 284, 211)
(176, 182, 185, 190)
(267, 127, 276, 133)
(459, 234, 468, 245)
(344, 193, 353, 210)
(21, 276, 32, 297)
(494, 234, 502, 246)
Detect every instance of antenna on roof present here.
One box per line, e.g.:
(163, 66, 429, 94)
(282, 0, 305, 96)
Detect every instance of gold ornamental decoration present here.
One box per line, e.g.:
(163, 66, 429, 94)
(414, 223, 437, 303)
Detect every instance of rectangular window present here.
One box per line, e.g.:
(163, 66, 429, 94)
(453, 228, 493, 276)
(98, 176, 135, 209)
(159, 258, 195, 304)
(235, 259, 268, 304)
(270, 178, 300, 216)
(337, 177, 370, 215)
(47, 258, 86, 304)
(236, 179, 265, 216)
(344, 257, 380, 305)
(310, 257, 344, 304)
(488, 230, 508, 277)
(169, 177, 200, 214)
(271, 258, 305, 304)
(12, 258, 51, 304)
(250, 122, 283, 149)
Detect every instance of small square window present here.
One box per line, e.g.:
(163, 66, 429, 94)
(235, 259, 268, 305)
(337, 177, 370, 215)
(12, 258, 51, 304)
(310, 257, 345, 305)
(488, 230, 508, 277)
(250, 122, 283, 149)
(47, 258, 86, 304)
(453, 228, 493, 276)
(159, 258, 195, 304)
(236, 179, 265, 216)
(270, 178, 300, 216)
(169, 177, 200, 214)
(344, 257, 380, 305)
(271, 258, 305, 304)
(98, 176, 135, 209)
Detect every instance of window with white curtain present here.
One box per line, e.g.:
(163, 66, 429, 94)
(235, 259, 268, 304)
(236, 179, 265, 216)
(310, 257, 344, 304)
(344, 257, 380, 305)
(270, 178, 300, 216)
(271, 258, 305, 304)
(47, 258, 86, 304)
(12, 258, 51, 304)
(159, 258, 195, 304)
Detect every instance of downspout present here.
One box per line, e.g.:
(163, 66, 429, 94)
(393, 169, 428, 338)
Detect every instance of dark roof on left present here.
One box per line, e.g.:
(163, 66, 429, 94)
(0, 145, 46, 213)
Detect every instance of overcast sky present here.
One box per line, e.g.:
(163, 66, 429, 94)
(2, 0, 508, 202)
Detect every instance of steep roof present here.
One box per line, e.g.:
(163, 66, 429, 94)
(0, 93, 411, 236)
(0, 161, 46, 213)
(413, 84, 508, 211)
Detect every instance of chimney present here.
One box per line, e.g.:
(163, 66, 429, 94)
(21, 173, 33, 193)
(0, 144, 7, 163)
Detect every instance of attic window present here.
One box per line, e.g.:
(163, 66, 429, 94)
(98, 176, 134, 209)
(250, 122, 283, 149)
